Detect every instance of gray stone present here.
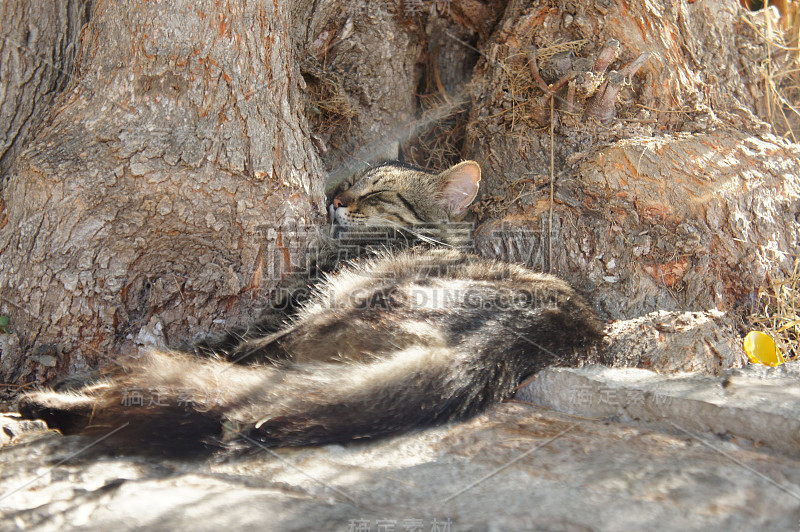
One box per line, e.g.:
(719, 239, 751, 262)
(2, 316, 797, 530)
(0, 414, 50, 446)
(517, 362, 800, 458)
(2, 402, 799, 531)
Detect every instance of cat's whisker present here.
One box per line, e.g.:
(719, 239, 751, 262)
(379, 219, 454, 249)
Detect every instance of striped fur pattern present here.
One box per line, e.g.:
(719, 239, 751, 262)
(20, 161, 603, 453)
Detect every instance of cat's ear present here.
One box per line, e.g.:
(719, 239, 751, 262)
(438, 161, 481, 217)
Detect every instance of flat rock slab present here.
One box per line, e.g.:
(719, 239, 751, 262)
(517, 361, 800, 459)
(2, 402, 800, 531)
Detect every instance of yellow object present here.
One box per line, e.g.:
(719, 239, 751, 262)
(743, 331, 785, 367)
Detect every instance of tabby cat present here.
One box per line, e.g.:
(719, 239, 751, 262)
(21, 161, 603, 453)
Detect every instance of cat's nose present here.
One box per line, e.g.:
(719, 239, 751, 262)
(332, 196, 346, 208)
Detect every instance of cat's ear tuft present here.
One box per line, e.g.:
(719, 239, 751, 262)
(438, 161, 481, 217)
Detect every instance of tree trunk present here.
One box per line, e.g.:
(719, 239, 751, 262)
(465, 1, 799, 321)
(1, 0, 326, 384)
(0, 0, 91, 178)
(1, 0, 798, 388)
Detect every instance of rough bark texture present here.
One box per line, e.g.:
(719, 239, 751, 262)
(295, 0, 507, 182)
(1, 0, 798, 388)
(2, 4, 800, 528)
(466, 0, 799, 321)
(465, 0, 769, 194)
(600, 309, 747, 375)
(0, 0, 326, 384)
(0, 0, 91, 178)
(298, 0, 421, 172)
(473, 131, 800, 319)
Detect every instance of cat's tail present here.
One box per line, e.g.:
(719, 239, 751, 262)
(20, 345, 499, 453)
(19, 351, 265, 454)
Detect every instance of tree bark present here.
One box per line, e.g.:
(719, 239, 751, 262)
(0, 0, 91, 178)
(465, 0, 799, 321)
(1, 0, 325, 384)
(1, 0, 798, 388)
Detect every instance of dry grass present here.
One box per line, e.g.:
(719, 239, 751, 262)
(402, 92, 469, 170)
(300, 55, 357, 146)
(483, 39, 588, 132)
(740, 5, 800, 361)
(742, 3, 800, 140)
(748, 258, 800, 361)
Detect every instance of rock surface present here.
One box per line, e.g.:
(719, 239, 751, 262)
(518, 361, 800, 459)
(2, 362, 800, 531)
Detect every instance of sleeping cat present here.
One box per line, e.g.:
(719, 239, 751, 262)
(20, 161, 603, 453)
(192, 161, 482, 362)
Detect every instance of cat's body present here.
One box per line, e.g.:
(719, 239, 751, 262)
(20, 161, 603, 453)
(193, 161, 480, 359)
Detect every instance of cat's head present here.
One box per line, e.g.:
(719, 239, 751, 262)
(329, 161, 481, 245)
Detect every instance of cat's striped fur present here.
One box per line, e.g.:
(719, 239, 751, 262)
(20, 161, 603, 453)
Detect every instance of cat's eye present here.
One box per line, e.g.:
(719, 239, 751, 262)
(359, 190, 390, 202)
